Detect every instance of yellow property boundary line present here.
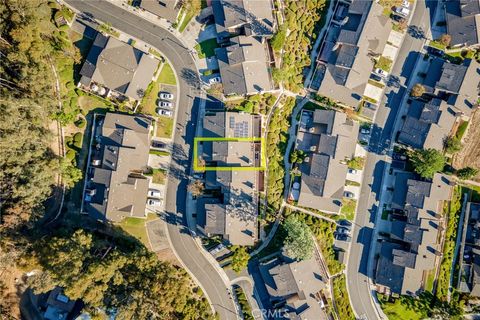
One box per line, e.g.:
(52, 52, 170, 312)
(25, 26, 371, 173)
(193, 137, 266, 171)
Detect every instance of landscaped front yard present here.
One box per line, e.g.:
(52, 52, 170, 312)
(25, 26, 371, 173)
(194, 38, 219, 59)
(158, 62, 177, 86)
(341, 198, 357, 220)
(156, 117, 174, 138)
(116, 213, 158, 247)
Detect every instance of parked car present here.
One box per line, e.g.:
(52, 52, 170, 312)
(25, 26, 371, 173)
(159, 92, 174, 100)
(152, 140, 167, 149)
(426, 46, 444, 57)
(335, 233, 352, 242)
(148, 189, 162, 198)
(395, 6, 410, 17)
(402, 0, 410, 8)
(374, 68, 389, 78)
(361, 127, 371, 134)
(147, 198, 162, 206)
(209, 76, 222, 84)
(157, 101, 173, 109)
(391, 14, 406, 23)
(392, 153, 407, 161)
(336, 226, 351, 235)
(344, 191, 355, 198)
(156, 108, 173, 117)
(348, 168, 358, 174)
(209, 244, 225, 255)
(370, 73, 384, 82)
(338, 219, 352, 229)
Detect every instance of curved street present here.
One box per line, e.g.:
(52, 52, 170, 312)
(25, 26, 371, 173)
(63, 1, 237, 319)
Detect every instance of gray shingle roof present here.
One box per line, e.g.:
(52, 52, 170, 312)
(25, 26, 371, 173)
(80, 34, 158, 100)
(139, 0, 180, 22)
(446, 0, 480, 47)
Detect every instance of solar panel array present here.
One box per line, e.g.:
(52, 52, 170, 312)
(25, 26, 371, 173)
(233, 121, 249, 138)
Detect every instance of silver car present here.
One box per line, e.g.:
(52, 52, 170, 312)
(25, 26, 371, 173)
(159, 92, 174, 100)
(157, 101, 173, 109)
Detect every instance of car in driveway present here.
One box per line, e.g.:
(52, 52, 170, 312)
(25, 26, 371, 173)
(402, 0, 410, 8)
(157, 101, 173, 109)
(336, 226, 351, 235)
(395, 6, 410, 17)
(392, 153, 407, 161)
(156, 108, 173, 117)
(335, 233, 352, 242)
(338, 219, 352, 228)
(348, 168, 358, 174)
(159, 92, 174, 100)
(374, 68, 389, 78)
(426, 46, 444, 57)
(147, 198, 162, 206)
(148, 189, 162, 198)
(360, 127, 371, 134)
(209, 76, 222, 84)
(344, 191, 355, 198)
(152, 140, 167, 149)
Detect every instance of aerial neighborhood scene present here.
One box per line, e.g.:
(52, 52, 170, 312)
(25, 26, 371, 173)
(3, 0, 480, 319)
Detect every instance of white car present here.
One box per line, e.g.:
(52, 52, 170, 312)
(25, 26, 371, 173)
(348, 168, 358, 174)
(159, 92, 174, 100)
(209, 76, 221, 84)
(361, 127, 371, 134)
(147, 198, 163, 206)
(148, 189, 162, 198)
(157, 108, 173, 117)
(374, 68, 389, 78)
(402, 0, 410, 8)
(344, 191, 355, 198)
(157, 101, 173, 109)
(395, 6, 410, 17)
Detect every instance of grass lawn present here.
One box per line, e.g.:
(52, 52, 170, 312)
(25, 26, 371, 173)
(116, 213, 158, 247)
(178, 10, 195, 33)
(455, 120, 469, 140)
(78, 94, 111, 114)
(158, 62, 177, 86)
(149, 149, 170, 156)
(380, 297, 425, 320)
(194, 38, 219, 59)
(156, 116, 174, 138)
(341, 199, 357, 220)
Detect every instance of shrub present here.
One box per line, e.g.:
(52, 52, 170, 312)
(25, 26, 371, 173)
(457, 167, 479, 180)
(444, 136, 462, 154)
(270, 24, 287, 52)
(283, 215, 315, 261)
(66, 149, 76, 161)
(74, 118, 86, 129)
(72, 132, 83, 149)
(347, 157, 366, 170)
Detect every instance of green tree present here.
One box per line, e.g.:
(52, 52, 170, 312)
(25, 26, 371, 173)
(409, 148, 446, 179)
(444, 137, 462, 154)
(283, 215, 314, 261)
(60, 159, 83, 188)
(30, 228, 214, 319)
(410, 83, 426, 97)
(230, 246, 250, 273)
(456, 167, 479, 180)
(347, 157, 366, 170)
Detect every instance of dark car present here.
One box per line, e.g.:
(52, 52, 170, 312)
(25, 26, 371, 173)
(152, 140, 167, 149)
(426, 46, 444, 58)
(370, 73, 383, 82)
(338, 219, 352, 228)
(335, 233, 352, 242)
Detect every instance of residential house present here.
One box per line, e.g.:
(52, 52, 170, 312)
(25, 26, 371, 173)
(259, 254, 326, 319)
(215, 35, 273, 95)
(211, 0, 274, 96)
(83, 113, 151, 222)
(139, 0, 180, 23)
(295, 109, 359, 213)
(197, 112, 262, 246)
(398, 58, 479, 149)
(375, 173, 453, 295)
(445, 0, 480, 48)
(313, 0, 391, 107)
(43, 287, 77, 320)
(79, 33, 159, 101)
(211, 0, 275, 43)
(458, 202, 480, 297)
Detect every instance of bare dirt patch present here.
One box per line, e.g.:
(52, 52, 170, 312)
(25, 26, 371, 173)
(453, 110, 480, 181)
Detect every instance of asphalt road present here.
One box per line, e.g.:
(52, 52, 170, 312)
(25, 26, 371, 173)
(346, 1, 438, 319)
(64, 1, 237, 319)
